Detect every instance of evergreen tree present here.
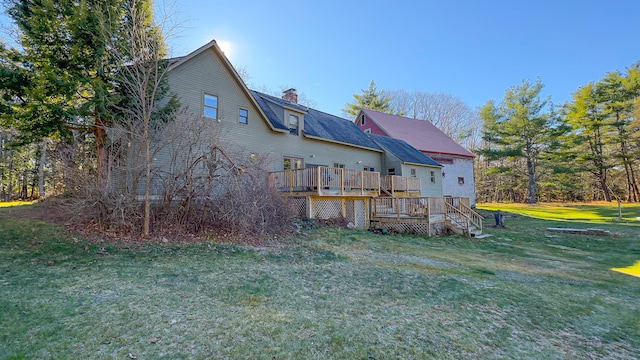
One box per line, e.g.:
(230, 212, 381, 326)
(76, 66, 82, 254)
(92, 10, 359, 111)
(478, 79, 565, 203)
(342, 80, 400, 117)
(0, 0, 151, 189)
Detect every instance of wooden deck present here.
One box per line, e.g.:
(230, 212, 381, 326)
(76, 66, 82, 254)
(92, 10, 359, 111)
(268, 167, 482, 236)
(268, 167, 420, 197)
(380, 175, 421, 197)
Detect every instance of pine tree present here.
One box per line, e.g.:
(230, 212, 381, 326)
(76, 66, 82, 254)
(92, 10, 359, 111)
(478, 79, 565, 203)
(342, 80, 400, 117)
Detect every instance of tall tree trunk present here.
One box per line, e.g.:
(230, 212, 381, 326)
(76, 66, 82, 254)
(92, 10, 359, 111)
(95, 114, 109, 191)
(38, 139, 46, 198)
(143, 120, 151, 237)
(598, 170, 611, 202)
(7, 149, 13, 201)
(630, 164, 640, 202)
(526, 156, 536, 204)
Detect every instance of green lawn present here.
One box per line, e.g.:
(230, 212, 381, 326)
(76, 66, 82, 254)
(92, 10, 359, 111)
(478, 201, 640, 224)
(1, 204, 639, 359)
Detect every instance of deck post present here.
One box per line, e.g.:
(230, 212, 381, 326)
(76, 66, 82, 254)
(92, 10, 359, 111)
(427, 198, 431, 236)
(289, 170, 293, 194)
(396, 197, 400, 219)
(391, 176, 395, 197)
(340, 168, 344, 196)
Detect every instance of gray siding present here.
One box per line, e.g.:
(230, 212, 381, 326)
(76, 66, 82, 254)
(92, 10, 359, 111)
(161, 48, 381, 175)
(401, 164, 443, 197)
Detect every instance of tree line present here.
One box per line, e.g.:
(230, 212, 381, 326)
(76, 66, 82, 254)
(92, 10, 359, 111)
(344, 71, 640, 204)
(1, 0, 638, 209)
(0, 0, 295, 238)
(477, 67, 640, 203)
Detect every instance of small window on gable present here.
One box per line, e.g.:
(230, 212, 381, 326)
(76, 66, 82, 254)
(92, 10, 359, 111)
(203, 94, 218, 119)
(388, 168, 395, 176)
(289, 114, 299, 135)
(458, 176, 465, 185)
(430, 171, 436, 183)
(238, 108, 248, 124)
(360, 114, 366, 126)
(410, 168, 417, 177)
(333, 163, 345, 169)
(364, 128, 371, 134)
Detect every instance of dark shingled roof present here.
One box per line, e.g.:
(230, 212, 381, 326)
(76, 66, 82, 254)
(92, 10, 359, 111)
(251, 91, 381, 151)
(369, 134, 442, 167)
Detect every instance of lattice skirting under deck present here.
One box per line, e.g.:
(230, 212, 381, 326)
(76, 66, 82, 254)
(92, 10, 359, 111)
(373, 221, 446, 236)
(291, 197, 307, 218)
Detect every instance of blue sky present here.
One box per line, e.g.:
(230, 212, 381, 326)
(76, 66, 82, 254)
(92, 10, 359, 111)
(158, 0, 638, 115)
(5, 0, 640, 116)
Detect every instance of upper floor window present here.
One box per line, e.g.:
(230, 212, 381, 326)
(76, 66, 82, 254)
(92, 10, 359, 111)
(333, 163, 345, 169)
(360, 114, 366, 126)
(388, 168, 395, 176)
(458, 177, 465, 185)
(430, 171, 436, 183)
(289, 114, 299, 135)
(203, 94, 218, 119)
(364, 128, 371, 134)
(239, 108, 248, 124)
(410, 168, 417, 177)
(364, 166, 375, 172)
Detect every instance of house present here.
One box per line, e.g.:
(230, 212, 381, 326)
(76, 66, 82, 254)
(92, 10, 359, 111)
(128, 40, 482, 235)
(355, 109, 477, 206)
(368, 134, 442, 198)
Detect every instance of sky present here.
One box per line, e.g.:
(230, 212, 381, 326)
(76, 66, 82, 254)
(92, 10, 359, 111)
(5, 0, 640, 116)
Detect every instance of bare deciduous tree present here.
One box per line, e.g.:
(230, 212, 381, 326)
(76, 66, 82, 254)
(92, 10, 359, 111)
(385, 89, 482, 150)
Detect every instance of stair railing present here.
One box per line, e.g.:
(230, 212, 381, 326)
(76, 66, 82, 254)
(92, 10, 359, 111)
(458, 202, 483, 234)
(444, 201, 471, 236)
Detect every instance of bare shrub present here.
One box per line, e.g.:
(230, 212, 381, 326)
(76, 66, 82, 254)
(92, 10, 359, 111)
(79, 110, 298, 239)
(207, 159, 297, 236)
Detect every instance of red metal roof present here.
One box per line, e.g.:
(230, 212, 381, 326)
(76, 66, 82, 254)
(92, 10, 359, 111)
(361, 109, 475, 158)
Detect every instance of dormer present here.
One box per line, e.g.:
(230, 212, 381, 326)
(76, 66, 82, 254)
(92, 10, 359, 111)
(282, 88, 305, 136)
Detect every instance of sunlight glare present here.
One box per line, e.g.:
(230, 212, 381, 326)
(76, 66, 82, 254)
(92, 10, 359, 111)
(217, 40, 232, 58)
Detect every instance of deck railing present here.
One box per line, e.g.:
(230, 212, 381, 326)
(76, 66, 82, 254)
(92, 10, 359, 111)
(380, 175, 421, 196)
(267, 166, 380, 196)
(444, 197, 483, 235)
(371, 197, 445, 218)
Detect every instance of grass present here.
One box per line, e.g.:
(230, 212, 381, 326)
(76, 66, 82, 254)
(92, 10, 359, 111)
(1, 204, 639, 359)
(478, 201, 640, 224)
(0, 200, 34, 208)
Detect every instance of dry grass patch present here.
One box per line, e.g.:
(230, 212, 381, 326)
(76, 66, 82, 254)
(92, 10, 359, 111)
(1, 205, 639, 359)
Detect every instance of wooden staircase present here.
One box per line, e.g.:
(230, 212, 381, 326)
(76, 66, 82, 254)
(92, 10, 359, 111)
(444, 200, 487, 238)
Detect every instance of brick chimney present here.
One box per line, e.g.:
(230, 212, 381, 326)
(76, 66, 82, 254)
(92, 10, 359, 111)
(282, 88, 298, 104)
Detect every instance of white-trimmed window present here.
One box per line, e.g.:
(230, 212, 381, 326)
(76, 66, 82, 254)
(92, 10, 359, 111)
(238, 108, 248, 124)
(410, 168, 417, 177)
(203, 94, 218, 119)
(360, 114, 366, 126)
(364, 128, 371, 134)
(289, 114, 299, 135)
(430, 171, 436, 183)
(283, 156, 303, 170)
